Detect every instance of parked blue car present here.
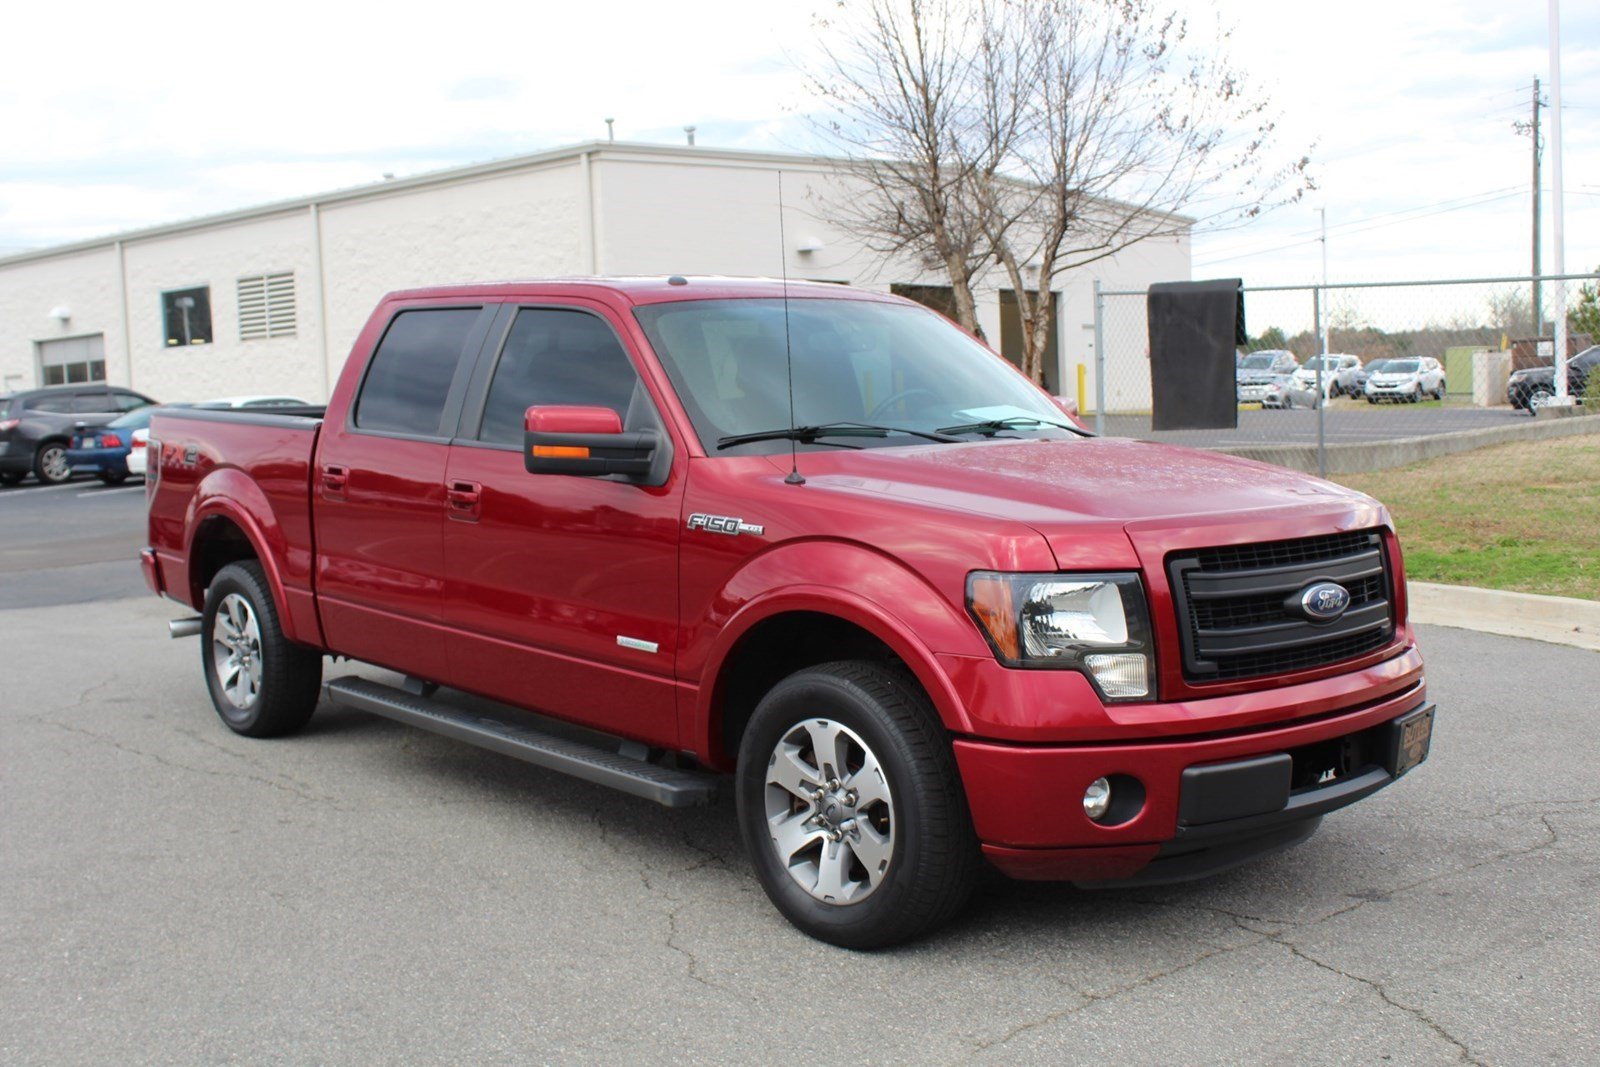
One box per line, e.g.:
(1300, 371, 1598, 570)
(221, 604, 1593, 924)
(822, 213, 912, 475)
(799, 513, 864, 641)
(65, 406, 158, 484)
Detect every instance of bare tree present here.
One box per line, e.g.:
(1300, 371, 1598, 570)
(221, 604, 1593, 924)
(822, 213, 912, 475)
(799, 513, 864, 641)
(807, 0, 995, 335)
(811, 0, 1310, 383)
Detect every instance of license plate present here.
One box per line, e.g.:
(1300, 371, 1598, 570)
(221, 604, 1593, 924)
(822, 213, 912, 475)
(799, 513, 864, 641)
(1391, 705, 1434, 776)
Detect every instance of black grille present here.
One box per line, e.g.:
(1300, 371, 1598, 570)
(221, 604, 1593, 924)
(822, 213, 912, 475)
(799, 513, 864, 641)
(1190, 529, 1379, 572)
(1169, 530, 1395, 683)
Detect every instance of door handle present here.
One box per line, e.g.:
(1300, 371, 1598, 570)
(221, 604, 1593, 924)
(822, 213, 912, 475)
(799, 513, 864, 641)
(446, 480, 482, 521)
(322, 464, 348, 493)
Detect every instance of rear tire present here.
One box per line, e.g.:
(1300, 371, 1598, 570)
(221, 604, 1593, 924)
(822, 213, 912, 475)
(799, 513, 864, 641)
(97, 470, 128, 485)
(201, 561, 322, 738)
(736, 661, 980, 949)
(33, 442, 71, 484)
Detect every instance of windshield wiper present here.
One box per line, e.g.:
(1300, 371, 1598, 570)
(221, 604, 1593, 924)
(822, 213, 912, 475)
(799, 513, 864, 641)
(716, 422, 961, 450)
(935, 415, 1091, 437)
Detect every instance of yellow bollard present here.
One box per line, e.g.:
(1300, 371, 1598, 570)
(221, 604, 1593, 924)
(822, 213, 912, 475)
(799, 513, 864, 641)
(1077, 363, 1088, 413)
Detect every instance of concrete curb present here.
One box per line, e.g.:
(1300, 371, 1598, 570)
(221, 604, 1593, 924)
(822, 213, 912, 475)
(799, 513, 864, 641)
(1408, 580, 1600, 652)
(1211, 411, 1600, 475)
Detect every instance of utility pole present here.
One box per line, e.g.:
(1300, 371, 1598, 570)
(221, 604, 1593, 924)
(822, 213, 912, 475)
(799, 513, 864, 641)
(1517, 77, 1545, 333)
(1531, 77, 1542, 334)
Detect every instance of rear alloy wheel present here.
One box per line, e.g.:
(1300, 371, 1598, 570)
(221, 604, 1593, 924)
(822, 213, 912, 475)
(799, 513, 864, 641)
(736, 661, 980, 949)
(202, 561, 322, 737)
(1528, 387, 1555, 414)
(33, 443, 71, 484)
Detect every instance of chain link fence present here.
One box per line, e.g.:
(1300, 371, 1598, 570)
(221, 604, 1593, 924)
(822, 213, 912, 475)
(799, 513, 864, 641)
(1083, 273, 1600, 598)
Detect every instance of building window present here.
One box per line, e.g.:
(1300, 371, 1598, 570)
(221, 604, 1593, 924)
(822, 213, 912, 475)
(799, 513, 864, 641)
(162, 287, 213, 347)
(238, 271, 297, 340)
(38, 334, 107, 386)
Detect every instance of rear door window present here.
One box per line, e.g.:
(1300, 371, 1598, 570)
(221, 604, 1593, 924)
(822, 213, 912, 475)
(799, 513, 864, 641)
(28, 395, 74, 413)
(354, 308, 482, 437)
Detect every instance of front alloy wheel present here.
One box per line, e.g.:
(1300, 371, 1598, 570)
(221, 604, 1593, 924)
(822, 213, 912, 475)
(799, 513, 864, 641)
(763, 718, 896, 903)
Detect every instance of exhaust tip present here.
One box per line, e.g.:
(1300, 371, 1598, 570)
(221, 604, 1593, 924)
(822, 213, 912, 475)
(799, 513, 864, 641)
(168, 618, 203, 639)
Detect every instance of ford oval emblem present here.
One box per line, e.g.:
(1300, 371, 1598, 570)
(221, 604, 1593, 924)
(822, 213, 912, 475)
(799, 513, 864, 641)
(1299, 581, 1351, 622)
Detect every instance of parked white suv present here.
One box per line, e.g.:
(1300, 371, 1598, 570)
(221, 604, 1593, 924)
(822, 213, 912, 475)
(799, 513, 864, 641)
(1364, 357, 1446, 403)
(1293, 354, 1363, 398)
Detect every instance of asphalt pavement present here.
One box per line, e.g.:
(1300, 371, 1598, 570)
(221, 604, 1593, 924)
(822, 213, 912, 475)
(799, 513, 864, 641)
(1102, 403, 1524, 449)
(2, 476, 1598, 1064)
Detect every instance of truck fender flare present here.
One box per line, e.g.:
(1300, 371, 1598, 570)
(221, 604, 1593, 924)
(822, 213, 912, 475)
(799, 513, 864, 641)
(183, 471, 300, 643)
(692, 547, 986, 759)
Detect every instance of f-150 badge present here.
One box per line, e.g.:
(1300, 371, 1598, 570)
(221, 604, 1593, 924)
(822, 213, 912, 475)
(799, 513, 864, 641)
(687, 513, 764, 537)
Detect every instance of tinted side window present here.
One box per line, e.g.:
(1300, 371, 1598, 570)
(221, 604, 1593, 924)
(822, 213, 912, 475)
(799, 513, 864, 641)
(478, 309, 642, 446)
(28, 395, 74, 413)
(112, 392, 150, 412)
(74, 392, 118, 413)
(354, 309, 480, 436)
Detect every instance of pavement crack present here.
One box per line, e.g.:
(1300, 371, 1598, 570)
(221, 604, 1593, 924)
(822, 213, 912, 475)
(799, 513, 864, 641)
(638, 869, 721, 992)
(971, 933, 1272, 1052)
(21, 715, 336, 805)
(1271, 933, 1484, 1066)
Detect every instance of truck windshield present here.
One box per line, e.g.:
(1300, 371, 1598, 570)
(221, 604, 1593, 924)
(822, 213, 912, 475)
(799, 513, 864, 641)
(634, 298, 1077, 454)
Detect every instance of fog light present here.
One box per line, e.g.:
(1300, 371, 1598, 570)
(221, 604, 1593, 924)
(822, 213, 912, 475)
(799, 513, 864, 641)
(1083, 652, 1150, 699)
(1083, 777, 1112, 820)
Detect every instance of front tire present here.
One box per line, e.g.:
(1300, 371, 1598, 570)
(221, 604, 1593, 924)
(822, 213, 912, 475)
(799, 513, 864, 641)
(201, 561, 322, 737)
(736, 661, 980, 949)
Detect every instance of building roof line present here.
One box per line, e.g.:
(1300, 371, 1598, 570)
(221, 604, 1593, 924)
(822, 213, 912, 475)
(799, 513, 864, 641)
(0, 139, 1192, 269)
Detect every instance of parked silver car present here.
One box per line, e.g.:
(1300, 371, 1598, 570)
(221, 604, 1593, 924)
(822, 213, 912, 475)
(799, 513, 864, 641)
(1292, 354, 1363, 398)
(1236, 350, 1301, 403)
(1364, 357, 1446, 403)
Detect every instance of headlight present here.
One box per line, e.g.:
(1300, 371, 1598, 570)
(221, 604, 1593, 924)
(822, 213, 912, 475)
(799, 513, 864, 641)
(966, 572, 1154, 700)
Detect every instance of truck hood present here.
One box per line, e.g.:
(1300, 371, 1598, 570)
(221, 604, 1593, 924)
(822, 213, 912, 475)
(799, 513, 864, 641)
(801, 437, 1377, 534)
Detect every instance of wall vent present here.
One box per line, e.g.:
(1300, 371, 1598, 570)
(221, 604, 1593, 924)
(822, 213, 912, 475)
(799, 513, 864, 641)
(238, 272, 297, 340)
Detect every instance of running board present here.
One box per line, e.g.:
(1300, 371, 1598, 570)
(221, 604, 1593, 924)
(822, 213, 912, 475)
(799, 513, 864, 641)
(321, 676, 718, 808)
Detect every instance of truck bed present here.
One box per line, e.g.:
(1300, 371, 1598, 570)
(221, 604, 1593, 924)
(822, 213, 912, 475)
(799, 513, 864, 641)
(146, 406, 326, 645)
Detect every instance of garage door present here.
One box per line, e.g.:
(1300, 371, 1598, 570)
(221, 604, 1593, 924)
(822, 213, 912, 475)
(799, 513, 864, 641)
(38, 335, 105, 386)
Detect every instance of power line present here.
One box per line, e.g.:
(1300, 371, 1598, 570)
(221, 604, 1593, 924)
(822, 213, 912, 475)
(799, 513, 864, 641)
(1193, 186, 1524, 264)
(1193, 191, 1523, 267)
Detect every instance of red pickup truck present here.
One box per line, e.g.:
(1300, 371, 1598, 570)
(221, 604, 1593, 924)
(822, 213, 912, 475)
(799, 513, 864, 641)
(144, 277, 1434, 947)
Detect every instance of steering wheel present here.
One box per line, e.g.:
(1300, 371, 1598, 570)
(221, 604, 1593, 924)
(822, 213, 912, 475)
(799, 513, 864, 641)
(868, 388, 938, 422)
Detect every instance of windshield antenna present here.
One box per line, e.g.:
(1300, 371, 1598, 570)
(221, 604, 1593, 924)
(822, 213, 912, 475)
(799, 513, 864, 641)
(777, 170, 804, 486)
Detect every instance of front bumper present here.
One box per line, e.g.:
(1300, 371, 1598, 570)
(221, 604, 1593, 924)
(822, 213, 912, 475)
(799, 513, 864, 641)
(957, 684, 1433, 885)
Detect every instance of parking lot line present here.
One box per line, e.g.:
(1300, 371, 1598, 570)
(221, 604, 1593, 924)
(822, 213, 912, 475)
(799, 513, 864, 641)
(76, 486, 145, 498)
(0, 481, 88, 498)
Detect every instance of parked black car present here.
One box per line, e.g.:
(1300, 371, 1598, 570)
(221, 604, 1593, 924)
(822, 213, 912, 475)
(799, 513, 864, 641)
(0, 384, 158, 485)
(1507, 345, 1600, 413)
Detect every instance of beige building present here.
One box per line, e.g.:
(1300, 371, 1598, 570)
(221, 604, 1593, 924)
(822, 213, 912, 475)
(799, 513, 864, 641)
(0, 142, 1190, 408)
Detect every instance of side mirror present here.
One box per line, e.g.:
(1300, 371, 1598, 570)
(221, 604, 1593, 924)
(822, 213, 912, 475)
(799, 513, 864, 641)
(1050, 395, 1088, 430)
(524, 405, 656, 478)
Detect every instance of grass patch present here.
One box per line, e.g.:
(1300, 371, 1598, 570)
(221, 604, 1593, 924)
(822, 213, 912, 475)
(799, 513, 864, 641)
(1334, 435, 1600, 600)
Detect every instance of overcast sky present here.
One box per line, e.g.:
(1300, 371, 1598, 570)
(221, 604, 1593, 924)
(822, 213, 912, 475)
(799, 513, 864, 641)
(2, 0, 1596, 289)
